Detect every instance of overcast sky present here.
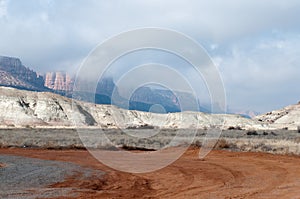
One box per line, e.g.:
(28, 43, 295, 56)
(0, 0, 299, 113)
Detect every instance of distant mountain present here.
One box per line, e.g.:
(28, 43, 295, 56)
(0, 56, 48, 91)
(0, 55, 261, 117)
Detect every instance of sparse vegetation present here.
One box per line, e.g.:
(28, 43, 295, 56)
(1, 128, 300, 155)
(126, 124, 155, 129)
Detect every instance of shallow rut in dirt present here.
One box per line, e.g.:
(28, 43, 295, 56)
(1, 148, 300, 199)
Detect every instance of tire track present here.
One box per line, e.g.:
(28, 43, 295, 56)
(1, 148, 300, 199)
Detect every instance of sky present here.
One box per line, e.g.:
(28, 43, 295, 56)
(0, 0, 299, 113)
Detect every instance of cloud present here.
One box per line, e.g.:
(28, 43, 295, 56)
(0, 0, 299, 112)
(117, 0, 300, 41)
(217, 32, 300, 112)
(1, 0, 300, 68)
(0, 0, 7, 18)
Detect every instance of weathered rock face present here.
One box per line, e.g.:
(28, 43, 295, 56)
(0, 56, 46, 91)
(0, 86, 266, 130)
(255, 103, 300, 130)
(129, 87, 181, 112)
(44, 72, 73, 91)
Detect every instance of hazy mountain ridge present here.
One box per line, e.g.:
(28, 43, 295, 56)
(0, 55, 270, 117)
(0, 55, 207, 114)
(0, 56, 47, 91)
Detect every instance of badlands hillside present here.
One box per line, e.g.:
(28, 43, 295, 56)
(0, 86, 265, 129)
(255, 102, 300, 130)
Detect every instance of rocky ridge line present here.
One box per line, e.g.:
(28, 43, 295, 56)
(0, 86, 267, 130)
(0, 56, 46, 91)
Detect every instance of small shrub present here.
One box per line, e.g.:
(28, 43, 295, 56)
(25, 125, 31, 129)
(263, 132, 269, 136)
(270, 131, 277, 136)
(247, 130, 258, 136)
(192, 140, 202, 147)
(228, 126, 235, 130)
(126, 124, 155, 129)
(139, 124, 155, 129)
(228, 126, 242, 130)
(215, 139, 230, 149)
(294, 137, 300, 143)
(236, 126, 242, 130)
(121, 145, 155, 151)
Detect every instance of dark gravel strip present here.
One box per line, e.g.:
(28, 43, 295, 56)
(0, 155, 104, 199)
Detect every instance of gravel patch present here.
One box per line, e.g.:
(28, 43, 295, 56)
(0, 155, 104, 199)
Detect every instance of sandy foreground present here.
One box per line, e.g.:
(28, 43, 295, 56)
(1, 148, 300, 199)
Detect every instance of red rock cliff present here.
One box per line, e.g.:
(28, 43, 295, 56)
(44, 72, 73, 91)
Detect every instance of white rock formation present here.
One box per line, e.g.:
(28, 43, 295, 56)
(255, 102, 300, 130)
(0, 86, 267, 129)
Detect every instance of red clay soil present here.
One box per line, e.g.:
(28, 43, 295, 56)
(1, 147, 300, 199)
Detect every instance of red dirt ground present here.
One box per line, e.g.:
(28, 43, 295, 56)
(1, 147, 300, 199)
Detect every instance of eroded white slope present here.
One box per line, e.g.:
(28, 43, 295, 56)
(255, 102, 300, 130)
(0, 86, 265, 129)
